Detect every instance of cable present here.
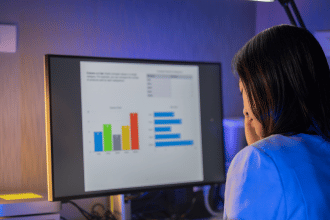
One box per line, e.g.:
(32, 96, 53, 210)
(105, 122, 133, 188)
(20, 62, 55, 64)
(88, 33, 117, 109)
(179, 196, 197, 219)
(61, 200, 117, 220)
(203, 185, 224, 217)
(67, 201, 94, 219)
(129, 191, 171, 219)
(131, 190, 166, 213)
(91, 203, 106, 219)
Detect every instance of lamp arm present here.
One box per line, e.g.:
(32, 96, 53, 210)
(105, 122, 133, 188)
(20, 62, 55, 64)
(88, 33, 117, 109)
(278, 0, 306, 28)
(290, 0, 306, 28)
(281, 2, 297, 26)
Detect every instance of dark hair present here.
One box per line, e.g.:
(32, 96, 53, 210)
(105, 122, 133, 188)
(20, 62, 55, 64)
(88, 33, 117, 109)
(232, 24, 330, 141)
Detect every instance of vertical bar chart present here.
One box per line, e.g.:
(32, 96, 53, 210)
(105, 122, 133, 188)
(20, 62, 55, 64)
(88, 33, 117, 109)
(130, 113, 139, 150)
(113, 135, 121, 151)
(94, 132, 103, 152)
(122, 126, 131, 150)
(103, 124, 113, 151)
(154, 112, 194, 147)
(93, 113, 140, 152)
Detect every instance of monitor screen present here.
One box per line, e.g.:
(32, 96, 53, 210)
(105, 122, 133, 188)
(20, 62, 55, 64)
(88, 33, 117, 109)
(44, 54, 225, 201)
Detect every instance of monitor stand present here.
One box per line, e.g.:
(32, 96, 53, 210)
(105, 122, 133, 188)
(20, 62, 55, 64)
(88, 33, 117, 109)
(111, 194, 131, 220)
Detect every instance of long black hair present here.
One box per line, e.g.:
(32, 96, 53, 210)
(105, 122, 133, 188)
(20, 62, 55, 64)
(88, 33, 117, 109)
(232, 24, 330, 141)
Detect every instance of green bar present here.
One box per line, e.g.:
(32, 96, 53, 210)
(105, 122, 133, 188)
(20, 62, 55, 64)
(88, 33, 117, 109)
(103, 124, 113, 151)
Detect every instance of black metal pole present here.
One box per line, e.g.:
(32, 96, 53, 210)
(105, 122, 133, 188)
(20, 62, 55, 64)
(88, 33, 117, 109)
(290, 0, 306, 28)
(281, 2, 297, 26)
(278, 0, 307, 28)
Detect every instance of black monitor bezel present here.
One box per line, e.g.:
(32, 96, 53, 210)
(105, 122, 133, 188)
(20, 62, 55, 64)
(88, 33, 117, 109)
(44, 54, 225, 202)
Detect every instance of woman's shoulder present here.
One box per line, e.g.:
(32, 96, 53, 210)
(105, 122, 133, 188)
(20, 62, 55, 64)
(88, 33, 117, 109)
(225, 138, 288, 219)
(248, 133, 330, 156)
(225, 133, 330, 219)
(231, 133, 330, 195)
(232, 134, 303, 167)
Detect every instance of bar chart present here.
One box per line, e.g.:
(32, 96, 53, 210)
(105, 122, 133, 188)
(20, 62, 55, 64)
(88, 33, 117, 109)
(154, 111, 194, 147)
(94, 113, 140, 152)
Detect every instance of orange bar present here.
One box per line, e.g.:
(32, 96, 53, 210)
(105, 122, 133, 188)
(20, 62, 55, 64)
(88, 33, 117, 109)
(130, 113, 139, 150)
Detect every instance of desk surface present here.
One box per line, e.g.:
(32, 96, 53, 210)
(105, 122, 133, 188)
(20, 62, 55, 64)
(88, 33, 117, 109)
(0, 191, 61, 217)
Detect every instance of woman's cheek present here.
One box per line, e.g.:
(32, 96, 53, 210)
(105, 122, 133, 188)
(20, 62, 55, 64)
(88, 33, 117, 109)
(254, 120, 263, 138)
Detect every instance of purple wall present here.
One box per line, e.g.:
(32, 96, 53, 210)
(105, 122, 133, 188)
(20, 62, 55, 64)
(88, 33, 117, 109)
(256, 0, 330, 33)
(0, 0, 258, 119)
(0, 0, 256, 218)
(256, 0, 330, 73)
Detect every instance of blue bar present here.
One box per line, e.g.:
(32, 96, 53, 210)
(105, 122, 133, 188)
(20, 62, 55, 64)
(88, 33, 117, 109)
(154, 112, 175, 117)
(155, 134, 181, 139)
(154, 119, 182, 125)
(155, 127, 171, 132)
(94, 132, 103, 152)
(155, 140, 194, 147)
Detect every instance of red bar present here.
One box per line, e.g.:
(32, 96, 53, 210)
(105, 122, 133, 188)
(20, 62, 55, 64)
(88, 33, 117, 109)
(130, 113, 139, 150)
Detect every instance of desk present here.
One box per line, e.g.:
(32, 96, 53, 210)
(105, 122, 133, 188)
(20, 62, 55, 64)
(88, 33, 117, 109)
(0, 191, 61, 219)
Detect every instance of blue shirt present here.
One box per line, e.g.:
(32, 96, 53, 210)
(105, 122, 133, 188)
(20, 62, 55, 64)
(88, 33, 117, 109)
(223, 133, 330, 220)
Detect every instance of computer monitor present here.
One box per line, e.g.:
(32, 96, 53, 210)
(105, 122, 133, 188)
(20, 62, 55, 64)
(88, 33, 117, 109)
(44, 54, 225, 201)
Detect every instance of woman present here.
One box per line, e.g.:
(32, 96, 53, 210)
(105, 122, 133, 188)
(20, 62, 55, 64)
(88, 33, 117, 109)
(224, 24, 330, 219)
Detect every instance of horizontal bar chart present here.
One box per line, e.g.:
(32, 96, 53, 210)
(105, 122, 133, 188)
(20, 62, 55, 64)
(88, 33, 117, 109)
(154, 112, 174, 117)
(155, 134, 181, 139)
(153, 111, 193, 148)
(154, 119, 182, 125)
(155, 140, 194, 147)
(155, 127, 171, 132)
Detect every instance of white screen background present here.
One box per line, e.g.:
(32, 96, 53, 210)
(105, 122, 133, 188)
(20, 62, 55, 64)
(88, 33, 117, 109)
(80, 61, 203, 192)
